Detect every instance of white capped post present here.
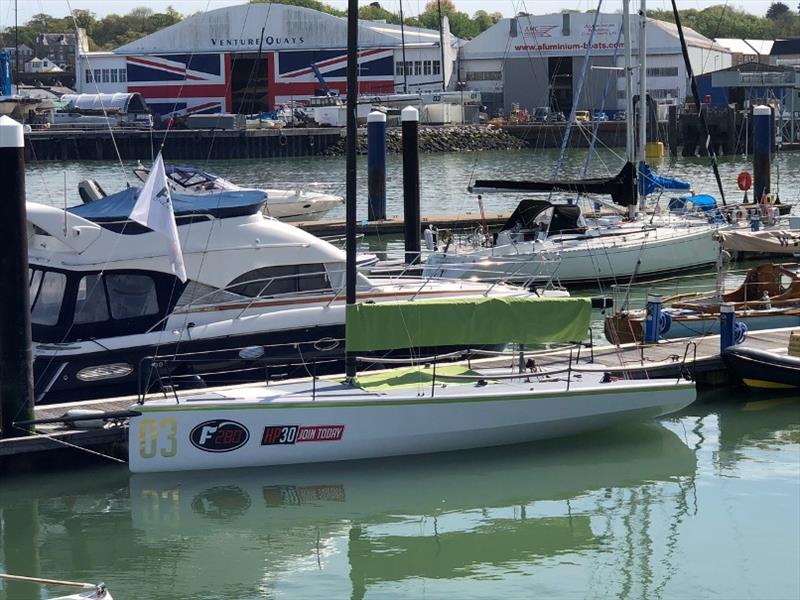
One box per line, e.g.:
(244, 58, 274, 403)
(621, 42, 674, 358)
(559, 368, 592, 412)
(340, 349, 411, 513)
(0, 115, 34, 437)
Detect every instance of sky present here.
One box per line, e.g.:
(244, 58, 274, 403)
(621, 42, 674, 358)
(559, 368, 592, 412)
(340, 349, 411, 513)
(0, 0, 774, 22)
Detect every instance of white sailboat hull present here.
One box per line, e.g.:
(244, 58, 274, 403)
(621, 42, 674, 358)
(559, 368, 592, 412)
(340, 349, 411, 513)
(425, 225, 719, 284)
(129, 377, 695, 473)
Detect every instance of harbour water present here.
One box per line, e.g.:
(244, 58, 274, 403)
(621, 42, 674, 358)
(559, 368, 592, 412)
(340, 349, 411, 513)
(3, 148, 799, 599)
(1, 396, 798, 599)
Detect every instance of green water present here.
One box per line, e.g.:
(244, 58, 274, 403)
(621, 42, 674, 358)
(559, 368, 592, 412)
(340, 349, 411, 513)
(1, 396, 799, 600)
(5, 149, 799, 599)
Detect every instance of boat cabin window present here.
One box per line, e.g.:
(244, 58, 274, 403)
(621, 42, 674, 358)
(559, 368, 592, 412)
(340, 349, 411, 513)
(228, 264, 331, 297)
(30, 269, 67, 326)
(75, 273, 160, 324)
(75, 274, 110, 324)
(106, 274, 159, 319)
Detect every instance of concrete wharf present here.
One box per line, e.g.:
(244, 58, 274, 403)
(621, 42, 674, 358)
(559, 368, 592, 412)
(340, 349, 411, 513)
(1, 326, 794, 473)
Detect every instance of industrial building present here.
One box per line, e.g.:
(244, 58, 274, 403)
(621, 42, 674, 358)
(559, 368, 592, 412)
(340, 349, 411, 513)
(458, 12, 732, 116)
(77, 2, 457, 116)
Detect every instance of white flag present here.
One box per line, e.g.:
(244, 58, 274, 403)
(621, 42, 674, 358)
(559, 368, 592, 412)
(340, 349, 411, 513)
(130, 154, 187, 282)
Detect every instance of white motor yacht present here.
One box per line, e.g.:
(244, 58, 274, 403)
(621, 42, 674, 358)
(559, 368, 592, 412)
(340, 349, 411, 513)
(132, 163, 343, 221)
(29, 187, 562, 404)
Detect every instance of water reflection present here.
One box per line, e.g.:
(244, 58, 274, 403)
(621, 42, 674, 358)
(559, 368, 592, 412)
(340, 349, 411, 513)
(1, 397, 798, 600)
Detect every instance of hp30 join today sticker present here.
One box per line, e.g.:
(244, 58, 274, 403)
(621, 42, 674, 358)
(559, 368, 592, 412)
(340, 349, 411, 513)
(261, 425, 345, 445)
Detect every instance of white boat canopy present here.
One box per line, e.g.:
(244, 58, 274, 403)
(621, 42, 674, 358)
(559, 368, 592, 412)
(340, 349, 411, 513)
(716, 230, 800, 254)
(59, 93, 150, 114)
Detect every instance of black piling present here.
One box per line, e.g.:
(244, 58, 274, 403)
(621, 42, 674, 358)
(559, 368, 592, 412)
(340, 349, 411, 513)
(0, 116, 35, 438)
(401, 106, 421, 265)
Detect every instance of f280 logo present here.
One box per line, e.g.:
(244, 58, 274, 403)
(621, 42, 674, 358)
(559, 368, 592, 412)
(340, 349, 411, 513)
(261, 425, 345, 445)
(190, 420, 249, 452)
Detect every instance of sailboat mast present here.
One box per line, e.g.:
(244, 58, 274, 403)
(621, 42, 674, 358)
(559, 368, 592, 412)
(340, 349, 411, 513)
(437, 0, 446, 91)
(399, 0, 408, 93)
(14, 0, 19, 78)
(345, 0, 358, 380)
(623, 0, 634, 164)
(637, 0, 647, 211)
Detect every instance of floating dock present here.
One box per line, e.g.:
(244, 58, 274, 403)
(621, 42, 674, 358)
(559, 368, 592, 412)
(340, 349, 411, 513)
(1, 326, 794, 473)
(299, 211, 509, 237)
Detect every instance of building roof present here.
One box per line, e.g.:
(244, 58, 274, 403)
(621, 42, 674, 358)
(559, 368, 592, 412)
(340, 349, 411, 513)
(771, 39, 800, 55)
(460, 12, 727, 60)
(114, 3, 451, 55)
(714, 38, 774, 56)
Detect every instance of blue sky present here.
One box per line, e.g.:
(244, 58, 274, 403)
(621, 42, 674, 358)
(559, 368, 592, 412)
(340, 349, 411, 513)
(3, 0, 772, 21)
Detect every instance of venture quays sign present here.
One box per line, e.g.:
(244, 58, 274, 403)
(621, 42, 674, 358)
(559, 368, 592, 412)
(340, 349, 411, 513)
(210, 35, 306, 49)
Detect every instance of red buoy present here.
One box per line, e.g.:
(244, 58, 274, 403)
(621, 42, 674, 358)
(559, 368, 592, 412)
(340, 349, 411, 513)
(737, 171, 752, 191)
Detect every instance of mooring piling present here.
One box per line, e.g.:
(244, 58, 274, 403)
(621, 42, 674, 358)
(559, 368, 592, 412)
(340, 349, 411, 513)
(0, 115, 35, 438)
(367, 110, 387, 221)
(402, 106, 421, 265)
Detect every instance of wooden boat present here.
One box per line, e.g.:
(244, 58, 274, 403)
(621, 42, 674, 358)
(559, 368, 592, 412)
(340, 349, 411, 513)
(605, 229, 800, 344)
(127, 297, 696, 473)
(0, 574, 112, 599)
(605, 262, 800, 344)
(722, 331, 800, 390)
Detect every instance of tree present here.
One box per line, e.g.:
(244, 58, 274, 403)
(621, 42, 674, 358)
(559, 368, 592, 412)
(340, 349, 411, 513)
(249, 0, 344, 17)
(473, 10, 501, 33)
(359, 2, 400, 23)
(766, 2, 791, 20)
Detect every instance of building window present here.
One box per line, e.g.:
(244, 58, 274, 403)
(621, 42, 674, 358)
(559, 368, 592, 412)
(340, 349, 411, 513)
(405, 61, 412, 76)
(94, 69, 101, 83)
(423, 60, 432, 75)
(396, 61, 404, 76)
(562, 13, 571, 36)
(110, 68, 118, 83)
(433, 60, 441, 75)
(101, 69, 109, 83)
(649, 88, 679, 99)
(466, 71, 502, 81)
(647, 67, 679, 78)
(414, 61, 422, 75)
(85, 70, 92, 83)
(119, 68, 127, 83)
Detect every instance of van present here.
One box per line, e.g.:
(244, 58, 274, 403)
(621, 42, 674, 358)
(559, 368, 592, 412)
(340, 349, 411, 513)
(574, 110, 590, 123)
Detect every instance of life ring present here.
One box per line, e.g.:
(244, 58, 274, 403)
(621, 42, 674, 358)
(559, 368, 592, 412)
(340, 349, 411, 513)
(737, 171, 752, 191)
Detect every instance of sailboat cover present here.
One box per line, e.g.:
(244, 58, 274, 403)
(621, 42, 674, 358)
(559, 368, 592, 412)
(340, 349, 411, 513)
(69, 186, 266, 222)
(716, 230, 800, 254)
(346, 297, 591, 352)
(471, 162, 636, 207)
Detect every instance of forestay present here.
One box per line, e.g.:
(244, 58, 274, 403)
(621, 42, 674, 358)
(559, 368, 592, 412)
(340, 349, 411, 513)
(346, 297, 591, 352)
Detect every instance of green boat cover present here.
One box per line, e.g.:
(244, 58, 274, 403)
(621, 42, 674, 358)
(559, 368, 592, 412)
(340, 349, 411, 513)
(355, 365, 480, 391)
(346, 296, 591, 352)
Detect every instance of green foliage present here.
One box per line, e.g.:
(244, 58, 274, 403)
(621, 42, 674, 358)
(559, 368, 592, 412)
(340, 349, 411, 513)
(249, 0, 344, 17)
(766, 2, 791, 20)
(359, 3, 400, 24)
(1, 6, 183, 51)
(647, 4, 800, 40)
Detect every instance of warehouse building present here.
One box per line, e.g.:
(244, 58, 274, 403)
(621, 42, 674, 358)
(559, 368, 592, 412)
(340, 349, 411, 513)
(77, 2, 457, 116)
(458, 12, 731, 116)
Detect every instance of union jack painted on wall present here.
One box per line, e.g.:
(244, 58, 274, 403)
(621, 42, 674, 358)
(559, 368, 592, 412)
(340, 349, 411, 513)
(126, 53, 228, 116)
(124, 48, 397, 116)
(270, 48, 396, 105)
